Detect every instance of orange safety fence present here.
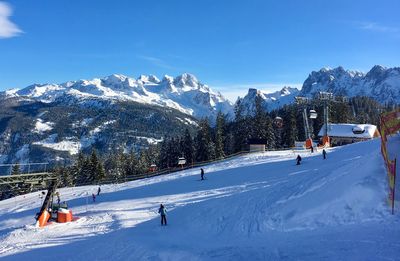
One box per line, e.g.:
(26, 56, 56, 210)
(380, 109, 399, 214)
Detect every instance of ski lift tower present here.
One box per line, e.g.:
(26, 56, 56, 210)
(317, 92, 333, 146)
(295, 96, 314, 149)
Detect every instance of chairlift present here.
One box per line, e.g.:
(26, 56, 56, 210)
(178, 157, 186, 165)
(273, 116, 283, 128)
(309, 110, 317, 119)
(149, 164, 157, 172)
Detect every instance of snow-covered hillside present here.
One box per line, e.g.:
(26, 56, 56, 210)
(3, 73, 234, 121)
(0, 97, 198, 166)
(1, 137, 399, 260)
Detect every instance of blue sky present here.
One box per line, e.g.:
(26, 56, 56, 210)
(0, 0, 399, 101)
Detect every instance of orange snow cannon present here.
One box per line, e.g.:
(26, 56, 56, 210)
(305, 138, 313, 149)
(57, 209, 73, 223)
(322, 136, 330, 147)
(37, 210, 51, 227)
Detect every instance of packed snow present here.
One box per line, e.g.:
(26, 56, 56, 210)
(90, 120, 116, 135)
(32, 134, 97, 156)
(134, 136, 163, 145)
(0, 138, 399, 260)
(176, 117, 199, 126)
(33, 139, 80, 155)
(71, 118, 94, 128)
(33, 119, 54, 133)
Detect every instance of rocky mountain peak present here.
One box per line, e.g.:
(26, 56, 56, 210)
(300, 65, 400, 104)
(173, 73, 199, 88)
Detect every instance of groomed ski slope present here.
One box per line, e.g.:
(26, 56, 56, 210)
(0, 137, 399, 260)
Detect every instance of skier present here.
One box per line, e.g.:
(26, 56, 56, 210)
(200, 168, 205, 180)
(296, 155, 302, 165)
(322, 149, 327, 159)
(310, 146, 314, 153)
(97, 186, 101, 196)
(158, 204, 167, 226)
(92, 193, 96, 203)
(56, 191, 61, 204)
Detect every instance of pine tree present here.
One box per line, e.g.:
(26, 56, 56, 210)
(88, 149, 105, 182)
(233, 99, 248, 152)
(264, 115, 276, 149)
(282, 106, 298, 147)
(224, 128, 235, 155)
(167, 137, 180, 167)
(104, 153, 122, 181)
(182, 129, 194, 165)
(125, 151, 139, 177)
(145, 145, 160, 171)
(252, 95, 267, 139)
(75, 151, 90, 184)
(248, 96, 276, 149)
(158, 137, 170, 169)
(195, 119, 215, 162)
(57, 166, 74, 187)
(330, 101, 353, 124)
(215, 112, 226, 159)
(11, 163, 20, 175)
(137, 150, 150, 174)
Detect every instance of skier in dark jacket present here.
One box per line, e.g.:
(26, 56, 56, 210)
(322, 149, 327, 159)
(56, 191, 61, 204)
(310, 146, 314, 153)
(200, 168, 205, 180)
(296, 155, 302, 165)
(97, 186, 101, 196)
(158, 204, 167, 226)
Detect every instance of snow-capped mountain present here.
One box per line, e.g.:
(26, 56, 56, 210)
(0, 73, 234, 166)
(4, 73, 234, 121)
(239, 86, 300, 114)
(300, 65, 400, 104)
(238, 65, 400, 114)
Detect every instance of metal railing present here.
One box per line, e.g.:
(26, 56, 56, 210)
(0, 163, 49, 175)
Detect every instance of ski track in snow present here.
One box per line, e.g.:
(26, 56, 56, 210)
(0, 138, 400, 260)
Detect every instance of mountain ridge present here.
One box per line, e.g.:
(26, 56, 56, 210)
(2, 65, 399, 119)
(3, 73, 234, 122)
(239, 65, 399, 113)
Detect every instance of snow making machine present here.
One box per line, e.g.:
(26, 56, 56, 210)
(35, 179, 75, 227)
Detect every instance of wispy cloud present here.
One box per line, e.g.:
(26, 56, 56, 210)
(0, 1, 22, 39)
(137, 55, 177, 70)
(356, 21, 399, 34)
